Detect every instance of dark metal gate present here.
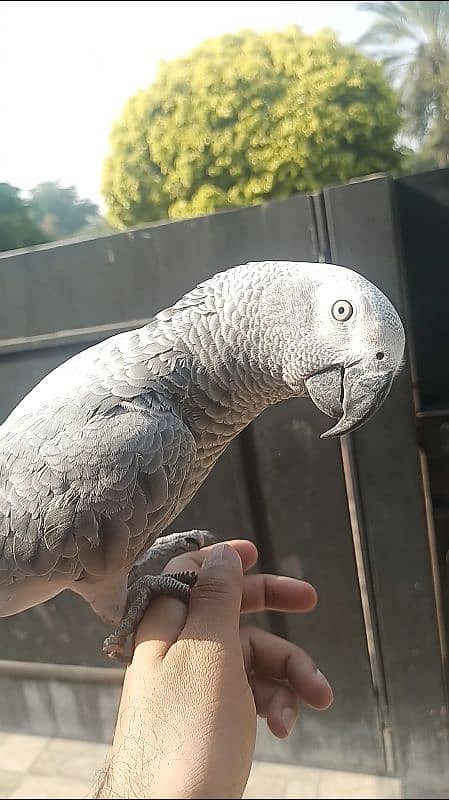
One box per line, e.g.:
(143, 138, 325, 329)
(0, 170, 448, 796)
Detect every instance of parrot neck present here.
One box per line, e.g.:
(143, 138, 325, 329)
(185, 344, 293, 437)
(147, 277, 300, 441)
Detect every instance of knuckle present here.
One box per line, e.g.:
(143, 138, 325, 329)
(192, 577, 232, 604)
(263, 578, 276, 609)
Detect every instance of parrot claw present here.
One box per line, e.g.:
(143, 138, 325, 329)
(129, 530, 216, 582)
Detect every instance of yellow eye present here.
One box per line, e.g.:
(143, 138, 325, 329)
(332, 300, 353, 322)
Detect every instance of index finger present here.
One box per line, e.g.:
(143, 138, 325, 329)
(241, 574, 317, 614)
(163, 538, 258, 575)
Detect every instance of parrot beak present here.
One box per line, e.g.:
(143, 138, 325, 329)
(304, 363, 395, 439)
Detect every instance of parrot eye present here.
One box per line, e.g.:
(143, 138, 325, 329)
(332, 300, 353, 322)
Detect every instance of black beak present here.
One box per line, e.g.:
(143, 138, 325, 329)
(305, 363, 395, 439)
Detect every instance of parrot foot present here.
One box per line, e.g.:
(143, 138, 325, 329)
(129, 529, 216, 582)
(103, 570, 197, 662)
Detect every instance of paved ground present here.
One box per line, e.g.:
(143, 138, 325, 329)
(0, 732, 400, 798)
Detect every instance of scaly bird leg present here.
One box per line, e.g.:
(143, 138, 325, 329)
(103, 571, 197, 662)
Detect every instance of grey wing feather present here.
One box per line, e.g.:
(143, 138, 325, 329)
(0, 397, 196, 585)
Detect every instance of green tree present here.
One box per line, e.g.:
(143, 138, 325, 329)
(0, 183, 48, 253)
(102, 27, 402, 227)
(29, 181, 99, 239)
(359, 1, 449, 167)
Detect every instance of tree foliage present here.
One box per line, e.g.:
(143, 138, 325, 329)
(0, 183, 48, 253)
(29, 181, 99, 239)
(359, 2, 449, 166)
(102, 27, 402, 226)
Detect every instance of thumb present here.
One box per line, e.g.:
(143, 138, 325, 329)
(181, 542, 243, 641)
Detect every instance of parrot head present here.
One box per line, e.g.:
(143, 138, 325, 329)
(298, 263, 405, 438)
(260, 262, 405, 439)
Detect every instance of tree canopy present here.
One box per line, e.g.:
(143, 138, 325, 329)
(359, 1, 449, 167)
(102, 27, 402, 227)
(0, 181, 109, 254)
(28, 182, 99, 239)
(0, 183, 48, 253)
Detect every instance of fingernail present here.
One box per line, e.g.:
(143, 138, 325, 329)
(203, 542, 226, 566)
(281, 707, 296, 736)
(316, 669, 332, 690)
(316, 669, 333, 703)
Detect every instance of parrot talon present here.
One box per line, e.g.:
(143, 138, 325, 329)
(102, 637, 129, 662)
(186, 535, 201, 546)
(129, 530, 216, 583)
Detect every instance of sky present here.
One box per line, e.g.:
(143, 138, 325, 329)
(0, 1, 374, 207)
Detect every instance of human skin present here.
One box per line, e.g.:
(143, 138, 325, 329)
(96, 540, 333, 798)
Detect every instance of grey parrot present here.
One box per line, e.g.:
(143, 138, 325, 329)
(0, 261, 405, 660)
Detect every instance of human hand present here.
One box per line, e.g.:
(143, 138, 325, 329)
(99, 540, 333, 798)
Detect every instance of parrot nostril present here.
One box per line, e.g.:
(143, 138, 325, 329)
(376, 351, 385, 360)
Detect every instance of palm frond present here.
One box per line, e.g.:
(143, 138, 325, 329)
(358, 2, 424, 47)
(358, 1, 449, 156)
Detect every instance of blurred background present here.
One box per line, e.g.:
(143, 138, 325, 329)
(0, 2, 449, 799)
